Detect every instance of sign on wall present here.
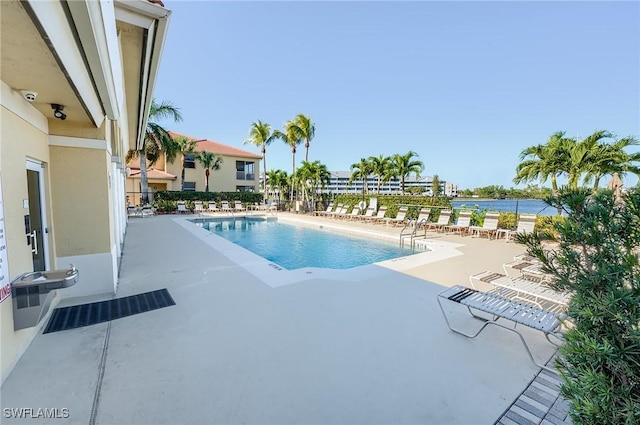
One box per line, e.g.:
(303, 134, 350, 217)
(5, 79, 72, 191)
(0, 173, 11, 303)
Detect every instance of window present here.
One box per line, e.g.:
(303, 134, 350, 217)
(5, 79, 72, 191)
(236, 161, 255, 180)
(184, 154, 196, 169)
(236, 185, 255, 192)
(183, 182, 196, 191)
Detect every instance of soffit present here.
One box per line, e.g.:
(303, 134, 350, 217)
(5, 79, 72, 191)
(0, 0, 93, 124)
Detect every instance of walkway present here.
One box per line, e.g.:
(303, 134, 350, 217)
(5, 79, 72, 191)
(2, 213, 565, 424)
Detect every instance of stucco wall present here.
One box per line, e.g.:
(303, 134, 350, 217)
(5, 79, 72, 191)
(164, 154, 260, 192)
(49, 145, 112, 256)
(0, 101, 57, 384)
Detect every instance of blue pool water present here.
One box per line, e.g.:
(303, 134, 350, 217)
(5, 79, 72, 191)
(195, 218, 416, 270)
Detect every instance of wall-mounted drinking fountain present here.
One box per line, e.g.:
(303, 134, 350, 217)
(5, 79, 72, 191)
(11, 265, 79, 331)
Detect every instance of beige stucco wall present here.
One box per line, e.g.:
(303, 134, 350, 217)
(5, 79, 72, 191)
(164, 154, 260, 192)
(0, 104, 57, 384)
(49, 145, 112, 256)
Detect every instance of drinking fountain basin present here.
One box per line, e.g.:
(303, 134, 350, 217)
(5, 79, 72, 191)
(11, 265, 80, 330)
(12, 265, 79, 293)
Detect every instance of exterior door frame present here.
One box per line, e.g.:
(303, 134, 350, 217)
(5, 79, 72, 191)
(26, 159, 50, 271)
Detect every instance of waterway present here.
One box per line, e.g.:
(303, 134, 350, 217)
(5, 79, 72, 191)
(451, 199, 558, 216)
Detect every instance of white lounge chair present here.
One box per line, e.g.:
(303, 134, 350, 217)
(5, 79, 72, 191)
(207, 202, 219, 213)
(469, 213, 500, 239)
(425, 210, 452, 232)
(358, 206, 376, 221)
(384, 206, 409, 226)
(496, 214, 537, 242)
(345, 207, 362, 220)
(234, 200, 246, 212)
(437, 285, 566, 372)
(444, 211, 472, 235)
(220, 201, 233, 213)
(194, 201, 204, 215)
(316, 202, 334, 217)
(177, 201, 189, 214)
(366, 206, 388, 224)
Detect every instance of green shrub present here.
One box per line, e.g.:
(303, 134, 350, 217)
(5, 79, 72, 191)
(516, 188, 640, 424)
(154, 191, 263, 204)
(498, 212, 517, 229)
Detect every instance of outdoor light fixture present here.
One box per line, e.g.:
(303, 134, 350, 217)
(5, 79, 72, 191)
(51, 104, 66, 120)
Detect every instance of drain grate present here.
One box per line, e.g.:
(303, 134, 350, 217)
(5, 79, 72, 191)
(43, 289, 175, 333)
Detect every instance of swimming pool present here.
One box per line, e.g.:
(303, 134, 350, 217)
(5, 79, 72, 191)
(194, 218, 418, 270)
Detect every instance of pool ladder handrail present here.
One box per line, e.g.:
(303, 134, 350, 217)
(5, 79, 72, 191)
(399, 218, 429, 249)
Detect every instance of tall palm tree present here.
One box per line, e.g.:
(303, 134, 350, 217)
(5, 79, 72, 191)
(244, 120, 278, 201)
(350, 158, 372, 196)
(514, 131, 573, 196)
(391, 151, 424, 194)
(196, 151, 223, 192)
(368, 154, 392, 193)
(172, 135, 197, 191)
(288, 114, 315, 162)
(126, 99, 182, 203)
(274, 122, 302, 201)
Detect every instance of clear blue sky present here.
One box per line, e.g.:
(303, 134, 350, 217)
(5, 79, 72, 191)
(154, 1, 640, 190)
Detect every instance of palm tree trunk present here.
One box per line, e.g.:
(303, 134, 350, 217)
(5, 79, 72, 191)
(305, 140, 309, 162)
(551, 174, 562, 215)
(262, 146, 267, 202)
(139, 151, 150, 204)
(205, 168, 210, 192)
(291, 150, 296, 202)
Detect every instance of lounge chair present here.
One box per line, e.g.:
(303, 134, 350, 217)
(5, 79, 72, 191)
(424, 210, 452, 232)
(383, 206, 409, 226)
(316, 203, 334, 217)
(366, 205, 388, 224)
(469, 270, 569, 311)
(324, 203, 343, 218)
(177, 201, 189, 214)
(194, 201, 204, 215)
(207, 202, 219, 213)
(141, 205, 156, 217)
(220, 201, 233, 213)
(496, 214, 537, 242)
(444, 211, 472, 235)
(415, 208, 431, 228)
(469, 212, 500, 239)
(345, 207, 362, 220)
(358, 206, 376, 221)
(437, 285, 566, 372)
(332, 205, 351, 219)
(234, 200, 246, 212)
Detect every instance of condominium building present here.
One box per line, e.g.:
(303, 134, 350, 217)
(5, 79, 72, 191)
(319, 171, 457, 196)
(126, 131, 261, 204)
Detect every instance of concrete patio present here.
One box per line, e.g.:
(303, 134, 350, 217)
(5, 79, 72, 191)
(1, 213, 561, 424)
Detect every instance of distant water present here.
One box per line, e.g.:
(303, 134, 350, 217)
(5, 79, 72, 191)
(451, 199, 557, 216)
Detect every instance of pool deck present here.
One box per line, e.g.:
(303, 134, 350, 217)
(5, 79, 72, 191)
(1, 212, 568, 424)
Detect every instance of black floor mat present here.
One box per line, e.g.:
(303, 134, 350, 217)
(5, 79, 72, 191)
(43, 289, 175, 333)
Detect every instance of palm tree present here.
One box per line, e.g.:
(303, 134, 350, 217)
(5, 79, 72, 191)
(368, 154, 392, 193)
(288, 114, 315, 162)
(126, 99, 182, 203)
(295, 160, 330, 210)
(577, 132, 640, 190)
(391, 151, 424, 194)
(244, 120, 278, 201)
(196, 151, 223, 192)
(514, 131, 573, 196)
(172, 135, 197, 191)
(350, 158, 372, 196)
(266, 169, 289, 204)
(274, 122, 302, 201)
